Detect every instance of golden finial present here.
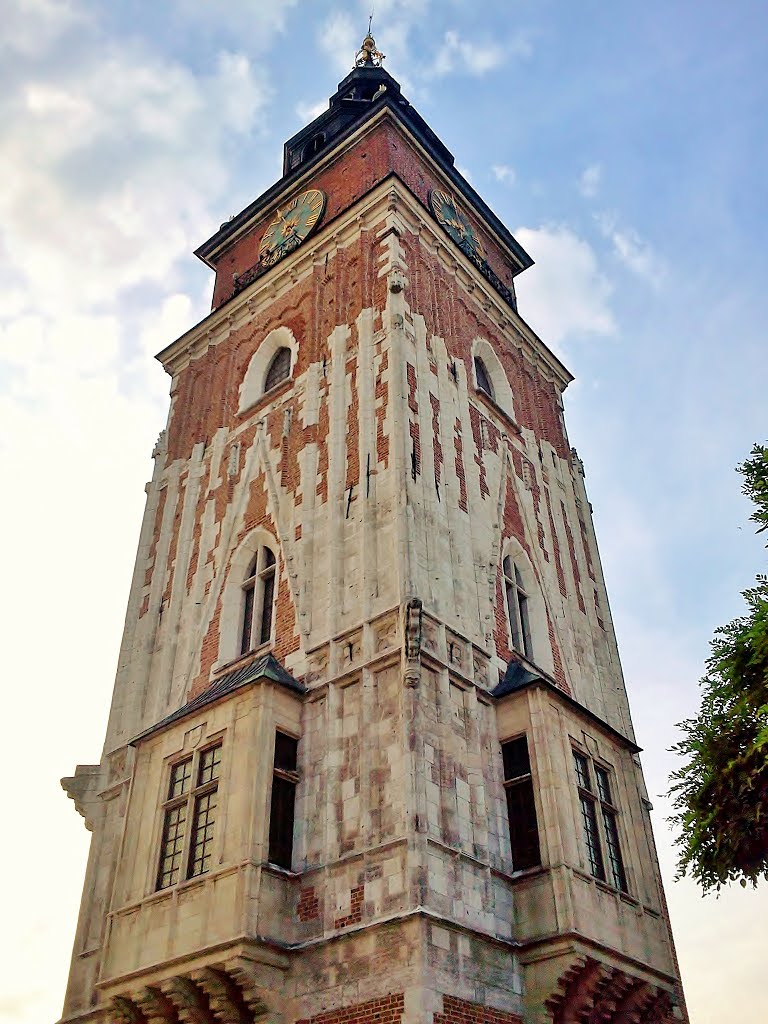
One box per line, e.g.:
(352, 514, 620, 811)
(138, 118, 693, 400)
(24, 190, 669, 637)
(354, 16, 385, 68)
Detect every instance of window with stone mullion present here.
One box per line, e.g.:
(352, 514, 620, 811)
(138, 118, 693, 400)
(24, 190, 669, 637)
(595, 765, 627, 892)
(504, 557, 532, 659)
(573, 750, 606, 882)
(240, 547, 277, 656)
(156, 744, 222, 891)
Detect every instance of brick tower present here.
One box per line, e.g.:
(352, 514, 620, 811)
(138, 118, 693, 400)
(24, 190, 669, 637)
(60, 34, 687, 1024)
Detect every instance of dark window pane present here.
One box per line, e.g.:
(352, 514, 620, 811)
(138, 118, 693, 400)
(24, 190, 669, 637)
(157, 803, 188, 890)
(268, 775, 296, 869)
(573, 751, 591, 792)
(603, 808, 627, 892)
(240, 583, 255, 654)
(502, 737, 531, 781)
(168, 758, 192, 800)
(595, 765, 612, 804)
(474, 356, 493, 398)
(262, 547, 276, 568)
(274, 732, 298, 773)
(259, 568, 275, 644)
(519, 591, 532, 658)
(198, 744, 222, 786)
(264, 347, 291, 391)
(506, 778, 541, 870)
(188, 789, 218, 878)
(579, 794, 605, 880)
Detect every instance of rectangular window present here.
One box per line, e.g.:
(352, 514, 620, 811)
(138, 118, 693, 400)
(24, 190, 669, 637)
(573, 750, 627, 891)
(502, 735, 541, 871)
(156, 743, 222, 891)
(268, 732, 299, 870)
(595, 765, 627, 892)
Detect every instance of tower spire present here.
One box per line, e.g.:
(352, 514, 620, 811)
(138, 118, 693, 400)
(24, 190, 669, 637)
(354, 19, 385, 68)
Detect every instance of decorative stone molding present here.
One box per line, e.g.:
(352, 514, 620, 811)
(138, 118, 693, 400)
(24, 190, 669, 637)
(544, 955, 676, 1024)
(61, 764, 102, 831)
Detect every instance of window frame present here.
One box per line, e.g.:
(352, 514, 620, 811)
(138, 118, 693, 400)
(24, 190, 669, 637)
(572, 747, 628, 893)
(267, 731, 300, 870)
(263, 346, 292, 393)
(501, 733, 542, 872)
(156, 742, 224, 892)
(473, 355, 494, 400)
(240, 546, 277, 656)
(503, 555, 533, 659)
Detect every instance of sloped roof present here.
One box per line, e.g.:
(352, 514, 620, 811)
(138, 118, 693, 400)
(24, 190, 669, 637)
(131, 652, 304, 745)
(491, 657, 641, 754)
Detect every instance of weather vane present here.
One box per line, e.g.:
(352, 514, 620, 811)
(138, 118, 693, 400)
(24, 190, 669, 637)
(354, 11, 385, 68)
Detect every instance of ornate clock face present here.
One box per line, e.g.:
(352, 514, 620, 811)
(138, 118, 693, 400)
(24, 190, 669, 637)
(429, 189, 486, 265)
(259, 188, 327, 268)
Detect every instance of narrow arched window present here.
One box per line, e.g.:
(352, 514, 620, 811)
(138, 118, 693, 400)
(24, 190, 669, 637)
(303, 133, 326, 161)
(474, 356, 493, 399)
(264, 347, 291, 392)
(240, 547, 277, 655)
(504, 556, 532, 659)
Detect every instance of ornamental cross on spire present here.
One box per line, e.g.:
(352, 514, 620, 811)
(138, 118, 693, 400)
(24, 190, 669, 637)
(354, 21, 385, 68)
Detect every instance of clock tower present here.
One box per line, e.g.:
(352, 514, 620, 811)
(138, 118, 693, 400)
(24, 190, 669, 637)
(60, 34, 687, 1024)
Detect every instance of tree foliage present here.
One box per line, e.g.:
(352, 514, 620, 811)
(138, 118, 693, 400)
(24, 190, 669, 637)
(669, 444, 768, 893)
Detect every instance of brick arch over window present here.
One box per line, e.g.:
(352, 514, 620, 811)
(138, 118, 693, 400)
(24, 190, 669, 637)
(218, 528, 280, 666)
(238, 326, 298, 414)
(501, 538, 553, 674)
(472, 337, 515, 420)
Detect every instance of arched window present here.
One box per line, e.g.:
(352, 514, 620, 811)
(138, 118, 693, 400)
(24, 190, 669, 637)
(264, 347, 291, 392)
(504, 556, 532, 659)
(474, 356, 494, 399)
(240, 547, 277, 655)
(303, 132, 326, 161)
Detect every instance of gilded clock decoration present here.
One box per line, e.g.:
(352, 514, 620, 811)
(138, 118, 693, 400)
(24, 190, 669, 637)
(429, 189, 486, 265)
(259, 189, 327, 268)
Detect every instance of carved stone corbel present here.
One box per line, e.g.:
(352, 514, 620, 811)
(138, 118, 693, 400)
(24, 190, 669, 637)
(134, 986, 178, 1024)
(404, 597, 423, 687)
(159, 975, 210, 1024)
(191, 967, 250, 1024)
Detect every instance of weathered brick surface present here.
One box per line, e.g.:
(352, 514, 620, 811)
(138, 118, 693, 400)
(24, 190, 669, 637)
(434, 995, 522, 1024)
(296, 993, 405, 1024)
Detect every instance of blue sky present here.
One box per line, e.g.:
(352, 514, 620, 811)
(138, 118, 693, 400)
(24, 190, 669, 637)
(1, 2, 766, 1022)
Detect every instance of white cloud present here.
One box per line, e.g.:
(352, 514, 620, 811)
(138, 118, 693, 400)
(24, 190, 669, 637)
(492, 163, 516, 185)
(579, 162, 602, 198)
(431, 30, 505, 76)
(318, 12, 359, 75)
(2, 0, 83, 56)
(514, 225, 616, 348)
(296, 98, 328, 123)
(597, 212, 664, 287)
(0, 44, 269, 317)
(172, 0, 299, 45)
(457, 165, 474, 183)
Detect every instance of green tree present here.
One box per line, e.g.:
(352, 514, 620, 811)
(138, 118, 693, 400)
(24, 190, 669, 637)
(669, 443, 768, 893)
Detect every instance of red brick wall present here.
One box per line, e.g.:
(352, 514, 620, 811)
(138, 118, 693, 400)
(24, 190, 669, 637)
(210, 117, 519, 312)
(297, 994, 404, 1024)
(434, 995, 522, 1024)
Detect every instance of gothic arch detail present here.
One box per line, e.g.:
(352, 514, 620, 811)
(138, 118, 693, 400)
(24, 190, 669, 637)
(501, 537, 553, 674)
(219, 528, 280, 665)
(238, 326, 298, 414)
(472, 336, 516, 419)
